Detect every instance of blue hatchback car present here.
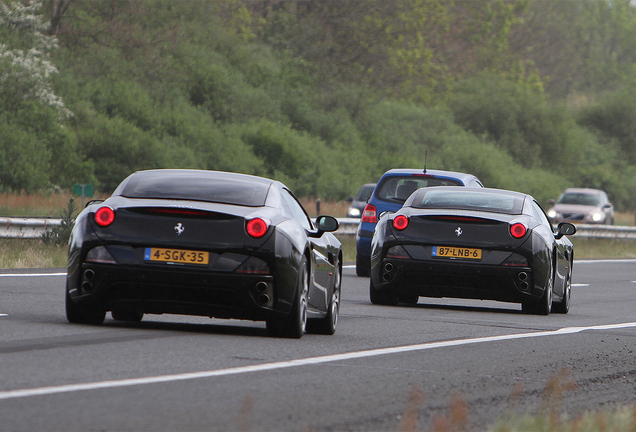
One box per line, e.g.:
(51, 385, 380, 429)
(355, 168, 484, 276)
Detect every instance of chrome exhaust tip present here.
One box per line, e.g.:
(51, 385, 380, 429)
(384, 262, 394, 273)
(257, 294, 270, 305)
(255, 281, 268, 293)
(84, 269, 95, 281)
(518, 272, 528, 281)
(81, 281, 94, 293)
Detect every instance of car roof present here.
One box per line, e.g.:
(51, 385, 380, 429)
(379, 168, 479, 182)
(128, 169, 277, 186)
(562, 188, 604, 195)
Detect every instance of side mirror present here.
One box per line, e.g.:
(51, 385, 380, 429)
(346, 196, 353, 203)
(555, 222, 576, 239)
(315, 215, 339, 233)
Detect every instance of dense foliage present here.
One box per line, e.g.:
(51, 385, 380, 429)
(2, 0, 636, 210)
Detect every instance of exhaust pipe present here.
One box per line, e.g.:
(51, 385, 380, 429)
(257, 294, 270, 305)
(84, 269, 95, 281)
(382, 272, 392, 282)
(255, 281, 268, 293)
(384, 263, 394, 273)
(518, 272, 528, 281)
(519, 281, 529, 291)
(81, 281, 94, 293)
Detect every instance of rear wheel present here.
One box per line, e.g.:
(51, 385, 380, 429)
(307, 260, 341, 335)
(369, 278, 398, 306)
(111, 308, 144, 322)
(267, 257, 309, 338)
(356, 253, 370, 277)
(522, 278, 552, 315)
(65, 290, 105, 325)
(399, 294, 419, 305)
(553, 264, 572, 314)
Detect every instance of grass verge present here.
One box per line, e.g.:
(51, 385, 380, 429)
(0, 239, 67, 269)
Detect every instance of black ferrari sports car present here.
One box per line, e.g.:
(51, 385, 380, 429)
(370, 187, 576, 315)
(65, 169, 342, 338)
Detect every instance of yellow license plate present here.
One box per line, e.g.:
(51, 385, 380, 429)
(144, 248, 209, 265)
(432, 246, 482, 260)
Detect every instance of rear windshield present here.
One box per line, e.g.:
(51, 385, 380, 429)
(557, 192, 600, 206)
(376, 176, 462, 203)
(354, 185, 376, 201)
(120, 172, 271, 206)
(410, 189, 524, 215)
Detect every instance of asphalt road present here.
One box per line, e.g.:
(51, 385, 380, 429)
(0, 260, 635, 431)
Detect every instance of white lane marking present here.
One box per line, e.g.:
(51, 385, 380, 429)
(1, 322, 636, 401)
(0, 314, 6, 317)
(575, 259, 636, 264)
(0, 273, 65, 277)
(572, 284, 589, 287)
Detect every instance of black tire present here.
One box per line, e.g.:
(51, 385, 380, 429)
(522, 278, 552, 315)
(553, 264, 572, 314)
(399, 294, 419, 305)
(267, 257, 309, 338)
(356, 253, 370, 277)
(369, 278, 398, 306)
(65, 290, 105, 325)
(307, 260, 341, 335)
(111, 308, 144, 322)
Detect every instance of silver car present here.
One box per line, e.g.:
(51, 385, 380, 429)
(547, 188, 614, 225)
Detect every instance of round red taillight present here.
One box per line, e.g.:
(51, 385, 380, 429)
(95, 206, 115, 227)
(510, 222, 527, 239)
(246, 218, 269, 238)
(393, 215, 409, 230)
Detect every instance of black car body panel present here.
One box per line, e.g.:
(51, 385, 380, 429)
(370, 187, 575, 314)
(66, 169, 342, 337)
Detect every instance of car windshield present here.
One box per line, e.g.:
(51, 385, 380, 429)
(354, 185, 375, 201)
(376, 176, 462, 203)
(410, 189, 524, 215)
(557, 192, 600, 206)
(120, 172, 271, 206)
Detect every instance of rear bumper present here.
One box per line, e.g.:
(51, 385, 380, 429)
(67, 263, 278, 322)
(371, 258, 544, 304)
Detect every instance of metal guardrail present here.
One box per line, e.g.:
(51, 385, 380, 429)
(0, 217, 62, 239)
(1, 217, 635, 240)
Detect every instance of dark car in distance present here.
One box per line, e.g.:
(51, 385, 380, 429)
(346, 183, 376, 218)
(355, 169, 483, 276)
(370, 187, 576, 315)
(547, 188, 614, 225)
(65, 169, 342, 338)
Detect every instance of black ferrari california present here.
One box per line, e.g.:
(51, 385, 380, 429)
(65, 169, 342, 338)
(370, 187, 576, 314)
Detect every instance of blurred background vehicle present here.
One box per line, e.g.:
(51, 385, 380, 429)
(346, 183, 376, 218)
(547, 188, 614, 225)
(355, 168, 483, 276)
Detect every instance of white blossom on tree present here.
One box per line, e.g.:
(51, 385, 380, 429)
(0, 0, 72, 117)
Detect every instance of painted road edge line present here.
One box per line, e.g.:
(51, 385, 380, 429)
(1, 321, 636, 401)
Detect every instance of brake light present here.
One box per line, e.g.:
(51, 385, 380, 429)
(94, 207, 115, 227)
(510, 223, 527, 238)
(246, 218, 269, 238)
(393, 215, 409, 230)
(362, 204, 377, 223)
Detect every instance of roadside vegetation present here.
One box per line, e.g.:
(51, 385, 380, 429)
(3, 0, 636, 211)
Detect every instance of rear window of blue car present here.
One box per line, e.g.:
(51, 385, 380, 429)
(120, 172, 270, 206)
(376, 176, 463, 203)
(410, 189, 524, 215)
